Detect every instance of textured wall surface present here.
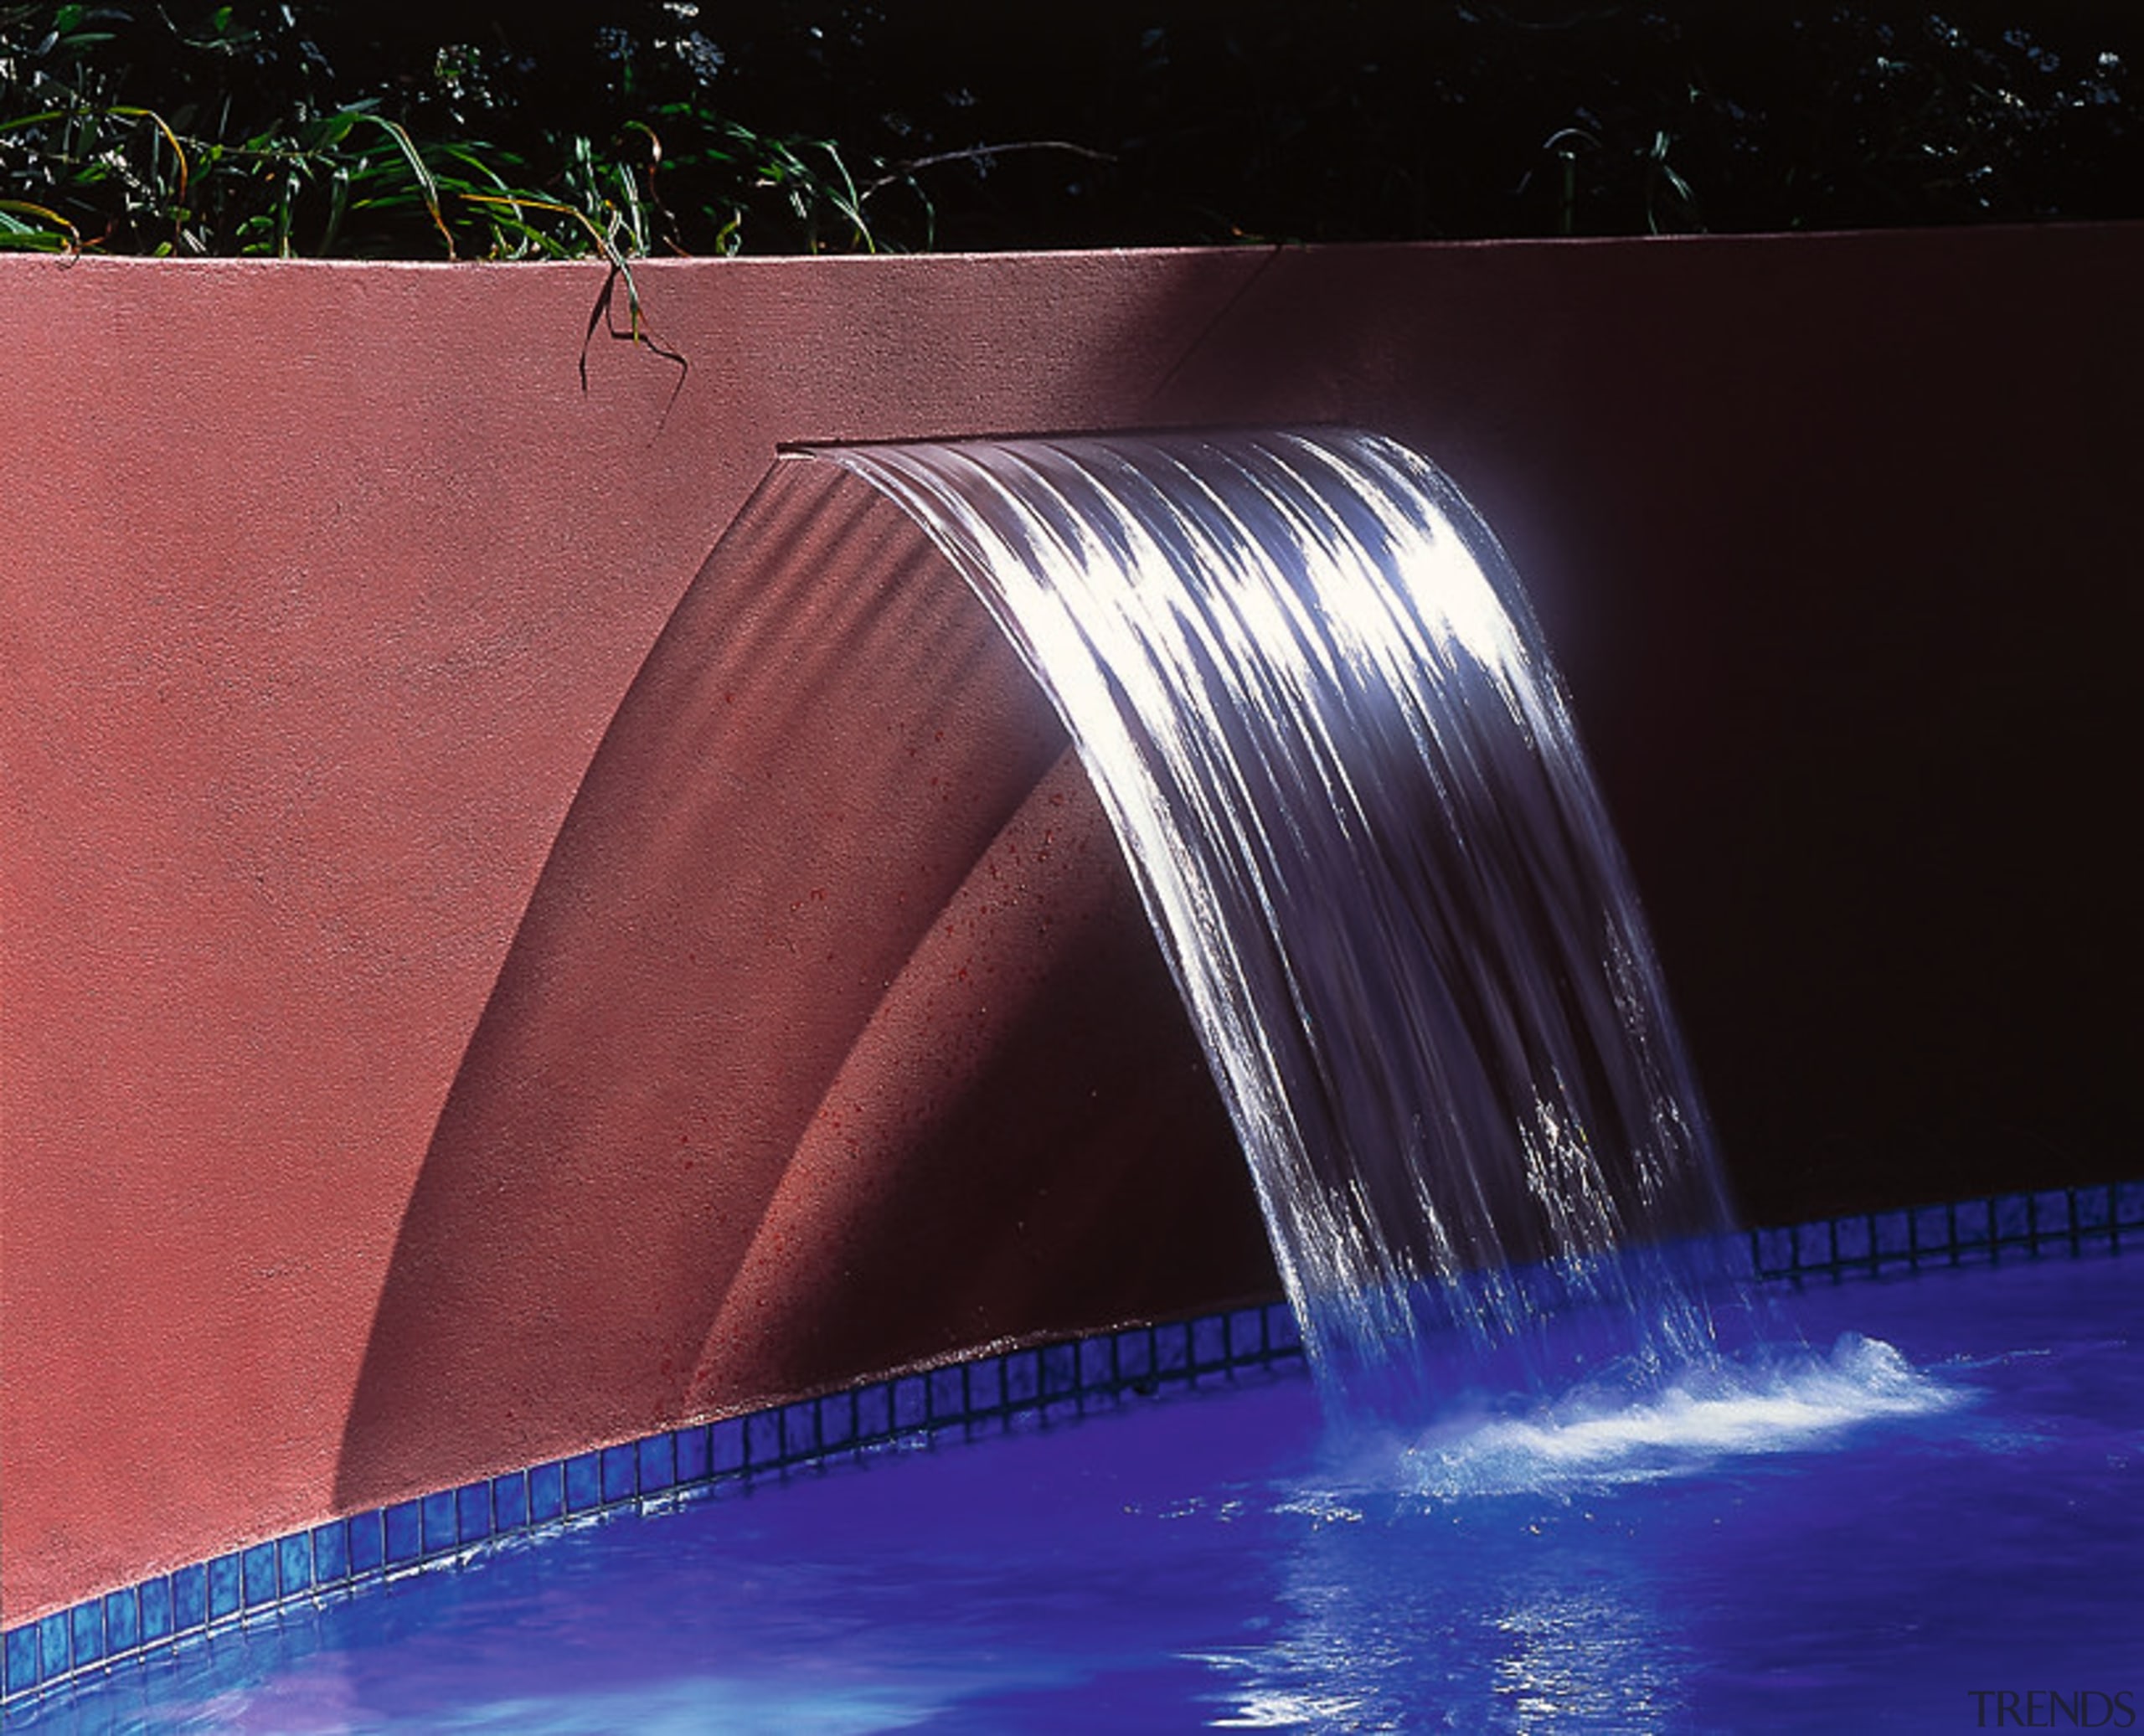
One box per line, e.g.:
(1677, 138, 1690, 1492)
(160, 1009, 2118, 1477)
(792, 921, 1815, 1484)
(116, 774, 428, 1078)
(3, 228, 2136, 1620)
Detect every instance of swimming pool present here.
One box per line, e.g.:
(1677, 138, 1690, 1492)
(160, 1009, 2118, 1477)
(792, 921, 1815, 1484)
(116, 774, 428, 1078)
(11, 1200, 2139, 1733)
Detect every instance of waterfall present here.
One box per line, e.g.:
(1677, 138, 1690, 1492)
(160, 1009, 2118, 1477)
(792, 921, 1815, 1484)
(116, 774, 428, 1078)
(822, 429, 1739, 1409)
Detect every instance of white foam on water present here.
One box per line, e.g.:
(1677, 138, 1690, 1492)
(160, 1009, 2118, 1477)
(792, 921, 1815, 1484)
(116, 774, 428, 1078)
(1332, 1333, 1968, 1501)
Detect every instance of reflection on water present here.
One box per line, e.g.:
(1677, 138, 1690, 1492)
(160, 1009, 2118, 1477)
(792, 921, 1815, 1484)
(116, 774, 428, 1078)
(1198, 1484, 1688, 1733)
(1494, 1586, 1685, 1733)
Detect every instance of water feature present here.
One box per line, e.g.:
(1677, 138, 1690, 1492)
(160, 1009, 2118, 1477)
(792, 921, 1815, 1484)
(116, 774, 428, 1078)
(825, 430, 1735, 1410)
(14, 428, 2136, 1729)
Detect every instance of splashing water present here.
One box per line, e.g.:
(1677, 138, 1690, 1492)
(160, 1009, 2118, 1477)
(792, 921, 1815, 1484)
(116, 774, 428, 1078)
(822, 429, 1743, 1411)
(1372, 1332, 1966, 1502)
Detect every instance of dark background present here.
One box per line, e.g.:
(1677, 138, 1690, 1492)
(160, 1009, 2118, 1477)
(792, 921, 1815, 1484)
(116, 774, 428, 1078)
(6, 2, 2142, 254)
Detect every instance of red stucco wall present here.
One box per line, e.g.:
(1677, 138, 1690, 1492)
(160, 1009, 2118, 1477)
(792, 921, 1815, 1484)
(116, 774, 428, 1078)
(4, 229, 2136, 1621)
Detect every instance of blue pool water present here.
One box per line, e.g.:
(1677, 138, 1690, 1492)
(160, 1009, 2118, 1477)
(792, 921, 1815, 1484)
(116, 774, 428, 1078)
(19, 1247, 2141, 1733)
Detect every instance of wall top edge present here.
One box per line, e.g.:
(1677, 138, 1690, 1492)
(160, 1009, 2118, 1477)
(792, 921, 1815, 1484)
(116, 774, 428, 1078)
(3, 219, 2136, 279)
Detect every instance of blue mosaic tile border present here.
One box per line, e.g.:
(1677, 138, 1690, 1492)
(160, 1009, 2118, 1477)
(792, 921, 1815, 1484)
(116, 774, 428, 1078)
(1750, 1179, 2144, 1281)
(0, 1299, 1302, 1714)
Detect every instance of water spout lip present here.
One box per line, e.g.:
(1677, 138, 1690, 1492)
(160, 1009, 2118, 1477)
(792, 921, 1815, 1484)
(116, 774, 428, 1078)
(778, 421, 1374, 456)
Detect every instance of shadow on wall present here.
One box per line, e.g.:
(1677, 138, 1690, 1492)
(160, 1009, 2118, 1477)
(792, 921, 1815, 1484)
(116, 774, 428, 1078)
(334, 459, 1277, 1512)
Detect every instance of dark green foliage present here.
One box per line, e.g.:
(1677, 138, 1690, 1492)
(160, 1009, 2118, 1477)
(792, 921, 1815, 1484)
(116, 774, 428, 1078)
(801, 0, 2143, 244)
(0, 3, 891, 255)
(3, 2, 2139, 258)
